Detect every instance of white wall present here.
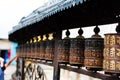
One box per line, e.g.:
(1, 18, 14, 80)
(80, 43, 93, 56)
(0, 39, 11, 50)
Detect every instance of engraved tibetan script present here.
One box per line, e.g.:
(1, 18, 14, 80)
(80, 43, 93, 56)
(110, 36, 115, 45)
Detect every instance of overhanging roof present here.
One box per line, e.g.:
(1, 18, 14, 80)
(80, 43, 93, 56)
(9, 0, 83, 34)
(9, 0, 120, 43)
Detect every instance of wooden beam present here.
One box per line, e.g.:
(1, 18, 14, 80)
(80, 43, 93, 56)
(60, 65, 120, 80)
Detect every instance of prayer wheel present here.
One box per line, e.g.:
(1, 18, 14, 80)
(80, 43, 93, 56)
(31, 42, 35, 58)
(57, 38, 70, 63)
(34, 42, 38, 58)
(23, 44, 27, 57)
(57, 29, 70, 63)
(69, 28, 85, 66)
(39, 40, 46, 60)
(25, 43, 28, 57)
(36, 42, 40, 58)
(20, 44, 24, 57)
(27, 43, 31, 58)
(45, 39, 55, 61)
(84, 26, 104, 71)
(103, 33, 120, 74)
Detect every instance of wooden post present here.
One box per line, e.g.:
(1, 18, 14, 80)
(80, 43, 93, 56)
(17, 57, 25, 80)
(53, 31, 62, 80)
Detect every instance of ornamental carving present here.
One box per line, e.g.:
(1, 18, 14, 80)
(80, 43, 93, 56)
(116, 62, 120, 70)
(105, 35, 110, 45)
(110, 48, 115, 57)
(110, 60, 115, 70)
(103, 48, 109, 57)
(110, 35, 115, 45)
(85, 50, 102, 58)
(117, 36, 120, 45)
(104, 60, 109, 70)
(116, 49, 120, 57)
(84, 59, 102, 67)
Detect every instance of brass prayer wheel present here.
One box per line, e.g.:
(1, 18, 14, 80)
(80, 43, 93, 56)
(26, 43, 31, 58)
(30, 42, 35, 58)
(57, 29, 70, 63)
(45, 39, 55, 61)
(39, 40, 46, 59)
(34, 42, 38, 58)
(69, 38, 84, 66)
(57, 38, 70, 63)
(103, 33, 120, 74)
(20, 44, 24, 57)
(84, 26, 104, 71)
(23, 44, 27, 57)
(84, 38, 104, 70)
(69, 28, 85, 66)
(36, 42, 40, 58)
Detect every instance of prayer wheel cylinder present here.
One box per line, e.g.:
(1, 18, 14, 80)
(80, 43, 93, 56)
(20, 44, 24, 57)
(23, 44, 27, 57)
(69, 38, 85, 66)
(103, 33, 120, 74)
(31, 43, 35, 58)
(27, 43, 31, 57)
(84, 38, 104, 71)
(25, 44, 28, 57)
(45, 40, 55, 61)
(57, 38, 70, 63)
(36, 42, 40, 58)
(34, 42, 38, 58)
(39, 41, 46, 59)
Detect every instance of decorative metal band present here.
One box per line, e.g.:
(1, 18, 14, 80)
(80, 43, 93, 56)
(70, 38, 84, 48)
(103, 60, 120, 71)
(85, 38, 104, 49)
(84, 58, 103, 68)
(104, 47, 120, 58)
(85, 50, 103, 58)
(104, 34, 120, 46)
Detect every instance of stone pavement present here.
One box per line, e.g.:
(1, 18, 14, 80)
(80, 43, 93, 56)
(4, 65, 16, 80)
